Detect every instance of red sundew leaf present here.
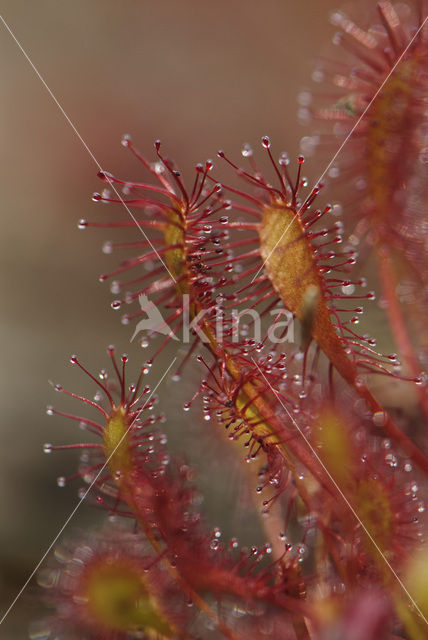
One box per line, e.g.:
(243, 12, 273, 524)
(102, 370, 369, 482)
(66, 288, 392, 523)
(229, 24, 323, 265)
(35, 526, 191, 640)
(301, 0, 428, 415)
(259, 202, 358, 386)
(214, 142, 428, 475)
(44, 351, 315, 639)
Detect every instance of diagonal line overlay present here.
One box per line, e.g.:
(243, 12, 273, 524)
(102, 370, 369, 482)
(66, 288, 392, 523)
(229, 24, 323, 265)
(251, 15, 427, 283)
(0, 357, 177, 625)
(0, 14, 177, 284)
(252, 358, 428, 626)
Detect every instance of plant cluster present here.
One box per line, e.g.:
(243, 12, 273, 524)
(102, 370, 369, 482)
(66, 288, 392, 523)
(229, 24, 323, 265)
(33, 2, 427, 638)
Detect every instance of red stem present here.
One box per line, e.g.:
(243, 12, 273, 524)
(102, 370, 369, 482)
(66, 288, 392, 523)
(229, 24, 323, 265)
(377, 246, 428, 427)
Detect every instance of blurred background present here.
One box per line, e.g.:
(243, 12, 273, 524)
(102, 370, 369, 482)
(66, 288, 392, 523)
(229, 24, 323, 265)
(0, 0, 393, 636)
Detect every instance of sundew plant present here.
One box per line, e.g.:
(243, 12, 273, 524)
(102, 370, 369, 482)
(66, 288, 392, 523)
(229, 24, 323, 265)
(7, 1, 428, 639)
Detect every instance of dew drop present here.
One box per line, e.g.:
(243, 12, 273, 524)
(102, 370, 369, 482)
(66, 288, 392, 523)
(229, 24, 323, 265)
(332, 582, 346, 594)
(297, 90, 312, 107)
(110, 281, 120, 295)
(341, 284, 355, 295)
(111, 300, 122, 310)
(279, 152, 290, 166)
(102, 241, 113, 254)
(332, 31, 342, 46)
(57, 476, 66, 487)
(46, 406, 54, 416)
(298, 107, 311, 124)
(78, 219, 88, 229)
(241, 143, 253, 158)
(152, 161, 164, 175)
(355, 377, 365, 389)
(294, 543, 308, 561)
(311, 69, 324, 87)
(43, 443, 52, 454)
(28, 621, 52, 640)
(121, 133, 132, 147)
(373, 411, 387, 427)
(419, 147, 428, 164)
(384, 453, 398, 468)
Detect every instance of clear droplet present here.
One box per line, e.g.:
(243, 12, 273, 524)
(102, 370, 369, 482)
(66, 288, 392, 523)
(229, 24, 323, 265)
(28, 621, 52, 640)
(121, 133, 132, 147)
(37, 568, 59, 589)
(341, 284, 355, 295)
(241, 143, 253, 158)
(373, 411, 387, 427)
(384, 453, 398, 468)
(297, 90, 312, 107)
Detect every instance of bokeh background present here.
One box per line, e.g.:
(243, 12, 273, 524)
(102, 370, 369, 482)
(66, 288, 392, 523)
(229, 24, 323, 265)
(0, 1, 398, 636)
